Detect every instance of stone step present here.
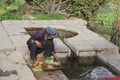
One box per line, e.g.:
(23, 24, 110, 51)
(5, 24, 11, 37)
(54, 38, 71, 58)
(97, 51, 120, 75)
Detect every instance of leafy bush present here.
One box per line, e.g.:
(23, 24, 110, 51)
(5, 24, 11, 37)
(67, 0, 109, 21)
(96, 13, 115, 34)
(0, 8, 6, 15)
(6, 5, 19, 11)
(0, 0, 25, 5)
(96, 3, 120, 47)
(95, 6, 115, 39)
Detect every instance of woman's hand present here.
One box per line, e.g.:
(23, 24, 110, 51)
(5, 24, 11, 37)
(35, 40, 42, 48)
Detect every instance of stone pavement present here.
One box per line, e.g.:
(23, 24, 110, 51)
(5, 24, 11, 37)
(0, 22, 15, 53)
(0, 22, 36, 80)
(0, 20, 120, 80)
(0, 51, 36, 80)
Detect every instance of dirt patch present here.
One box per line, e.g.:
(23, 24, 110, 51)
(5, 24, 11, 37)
(0, 69, 17, 77)
(33, 70, 66, 80)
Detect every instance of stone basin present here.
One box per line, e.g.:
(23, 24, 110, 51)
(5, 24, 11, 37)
(1, 20, 120, 80)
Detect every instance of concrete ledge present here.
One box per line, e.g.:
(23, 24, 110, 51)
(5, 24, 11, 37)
(78, 51, 96, 57)
(54, 38, 71, 58)
(64, 29, 119, 56)
(97, 51, 120, 75)
(64, 36, 94, 56)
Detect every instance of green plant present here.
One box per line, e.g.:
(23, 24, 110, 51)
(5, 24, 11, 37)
(34, 13, 65, 20)
(96, 5, 115, 34)
(99, 34, 111, 40)
(6, 5, 19, 10)
(1, 12, 21, 20)
(96, 2, 120, 47)
(15, 0, 25, 5)
(0, 8, 6, 15)
(0, 0, 25, 5)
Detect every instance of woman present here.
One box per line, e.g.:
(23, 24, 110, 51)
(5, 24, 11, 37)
(27, 26, 59, 64)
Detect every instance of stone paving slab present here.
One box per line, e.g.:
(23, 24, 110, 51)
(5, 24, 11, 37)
(64, 28, 119, 55)
(64, 35, 94, 55)
(58, 20, 87, 32)
(29, 20, 44, 27)
(0, 22, 15, 52)
(2, 20, 12, 25)
(49, 20, 68, 30)
(21, 20, 35, 27)
(54, 38, 71, 57)
(97, 51, 120, 75)
(0, 51, 36, 80)
(59, 20, 87, 28)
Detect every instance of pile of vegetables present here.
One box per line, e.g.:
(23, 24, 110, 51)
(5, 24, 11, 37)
(44, 59, 59, 65)
(31, 60, 44, 72)
(31, 59, 61, 72)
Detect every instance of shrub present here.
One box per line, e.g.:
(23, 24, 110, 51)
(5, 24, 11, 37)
(6, 5, 19, 11)
(96, 3, 120, 47)
(67, 0, 109, 21)
(95, 5, 115, 39)
(0, 8, 6, 15)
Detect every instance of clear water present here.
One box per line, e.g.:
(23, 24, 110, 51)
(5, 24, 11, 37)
(60, 56, 97, 80)
(60, 53, 118, 80)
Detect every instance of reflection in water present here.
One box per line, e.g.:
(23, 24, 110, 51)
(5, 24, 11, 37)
(60, 55, 116, 80)
(56, 29, 78, 40)
(61, 57, 95, 80)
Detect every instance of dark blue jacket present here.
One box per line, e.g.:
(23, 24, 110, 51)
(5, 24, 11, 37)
(28, 29, 55, 50)
(27, 29, 46, 45)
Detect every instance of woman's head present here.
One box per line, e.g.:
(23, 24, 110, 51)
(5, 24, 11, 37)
(46, 26, 56, 39)
(45, 33, 53, 40)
